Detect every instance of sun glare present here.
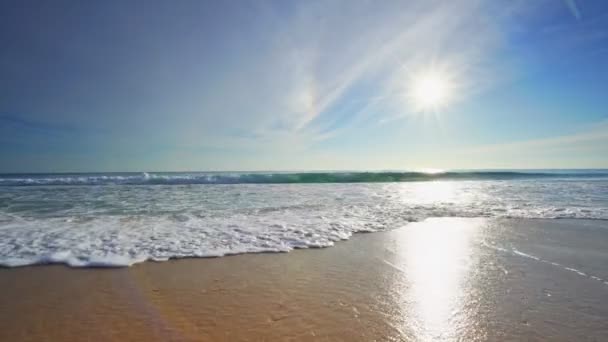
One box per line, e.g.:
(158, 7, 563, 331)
(419, 168, 445, 174)
(407, 68, 455, 113)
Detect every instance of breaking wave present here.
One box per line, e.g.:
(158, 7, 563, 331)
(1, 171, 607, 268)
(1, 170, 606, 186)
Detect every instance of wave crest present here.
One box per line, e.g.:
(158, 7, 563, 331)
(1, 170, 606, 186)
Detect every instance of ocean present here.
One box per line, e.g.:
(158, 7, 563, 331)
(1, 170, 607, 267)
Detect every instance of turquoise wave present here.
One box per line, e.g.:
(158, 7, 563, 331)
(1, 170, 607, 186)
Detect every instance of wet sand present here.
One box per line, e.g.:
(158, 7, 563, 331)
(1, 218, 607, 341)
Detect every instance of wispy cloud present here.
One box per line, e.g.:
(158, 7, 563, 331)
(0, 114, 75, 134)
(204, 0, 518, 151)
(466, 121, 608, 154)
(453, 120, 608, 168)
(0, 114, 80, 147)
(564, 0, 582, 20)
(2, 0, 604, 171)
(470, 121, 608, 152)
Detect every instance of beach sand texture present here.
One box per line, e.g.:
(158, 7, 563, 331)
(1, 218, 607, 341)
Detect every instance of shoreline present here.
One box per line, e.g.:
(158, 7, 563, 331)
(1, 218, 608, 341)
(3, 217, 607, 270)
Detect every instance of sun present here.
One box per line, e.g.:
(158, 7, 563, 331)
(407, 68, 455, 113)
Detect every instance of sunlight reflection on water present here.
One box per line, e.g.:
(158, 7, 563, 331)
(396, 181, 467, 205)
(389, 218, 480, 341)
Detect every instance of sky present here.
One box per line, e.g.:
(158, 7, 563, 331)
(1, 0, 607, 172)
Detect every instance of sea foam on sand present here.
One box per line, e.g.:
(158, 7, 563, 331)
(1, 178, 607, 267)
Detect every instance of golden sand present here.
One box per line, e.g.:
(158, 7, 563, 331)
(1, 218, 607, 341)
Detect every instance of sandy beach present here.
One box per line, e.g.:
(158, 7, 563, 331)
(2, 0, 608, 340)
(1, 218, 607, 341)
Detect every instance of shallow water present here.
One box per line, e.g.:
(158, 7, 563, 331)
(1, 172, 607, 267)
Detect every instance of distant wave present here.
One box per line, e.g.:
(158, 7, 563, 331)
(1, 170, 607, 186)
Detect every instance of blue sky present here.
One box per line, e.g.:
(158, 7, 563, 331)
(1, 0, 607, 172)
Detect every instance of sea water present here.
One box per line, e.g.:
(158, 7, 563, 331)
(1, 171, 607, 267)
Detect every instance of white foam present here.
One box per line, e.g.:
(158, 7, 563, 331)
(1, 180, 607, 267)
(486, 245, 608, 286)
